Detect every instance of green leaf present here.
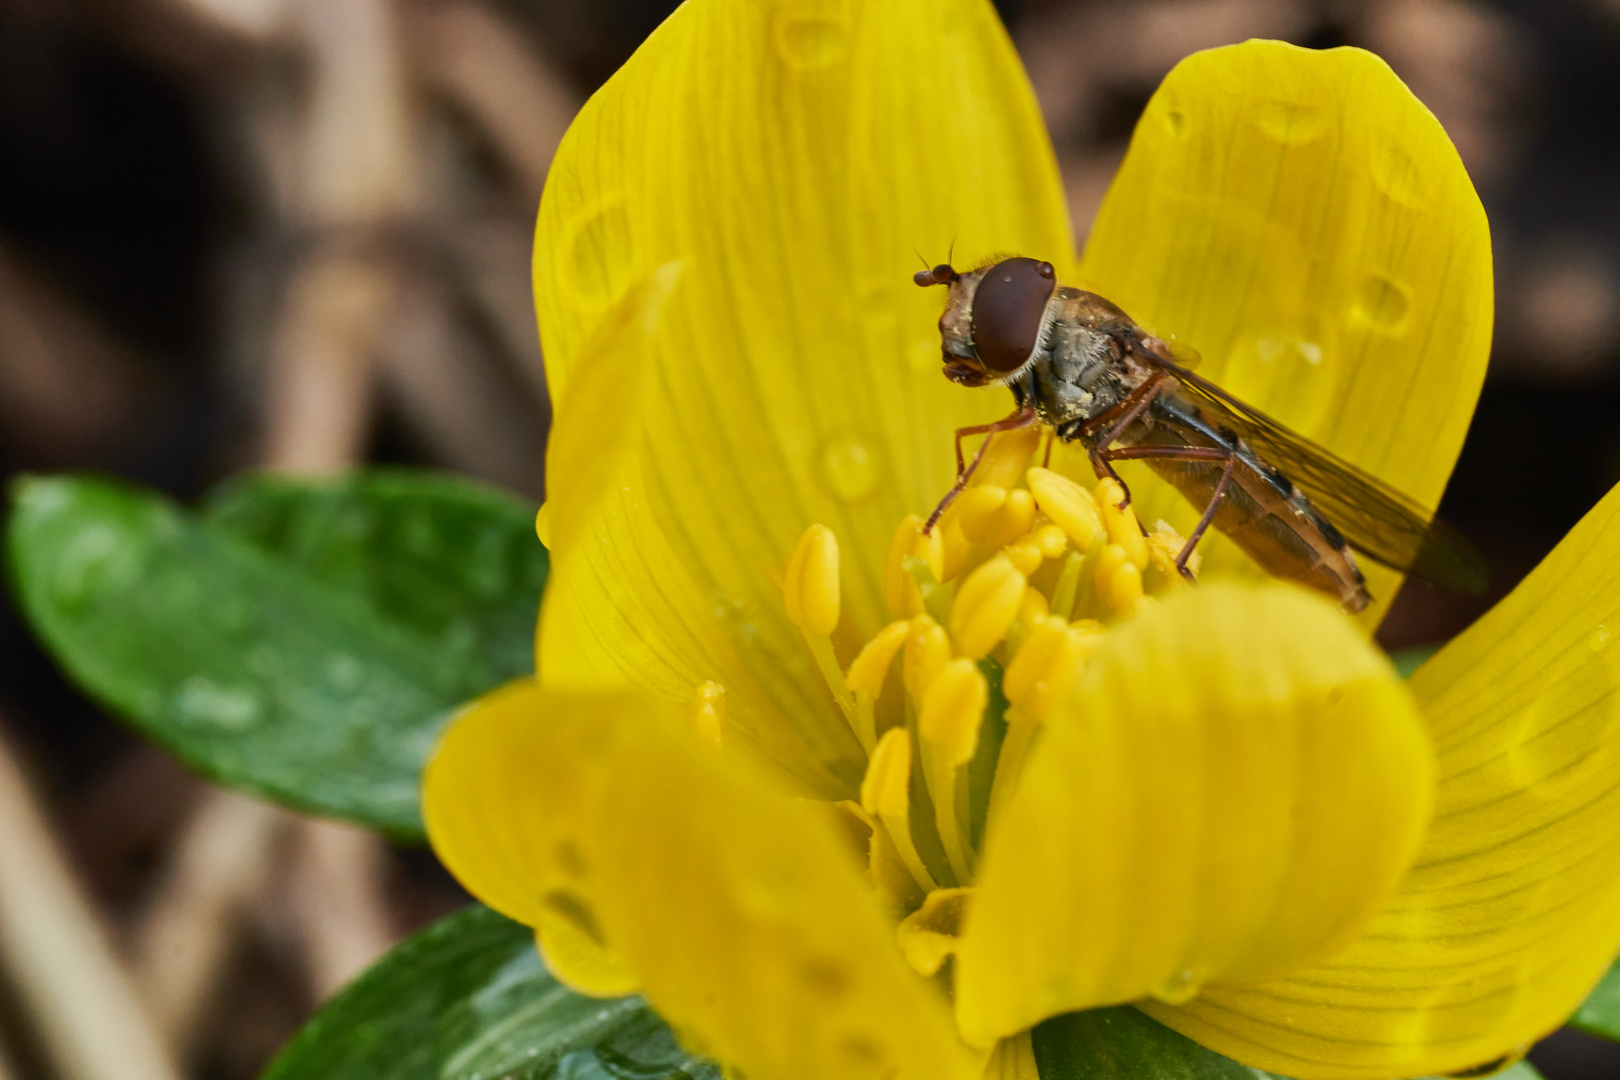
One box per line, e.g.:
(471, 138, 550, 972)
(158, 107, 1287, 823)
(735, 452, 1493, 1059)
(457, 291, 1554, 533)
(6, 472, 546, 837)
(1032, 1006, 1546, 1080)
(1032, 1007, 1269, 1079)
(1571, 956, 1620, 1040)
(203, 469, 546, 686)
(263, 904, 718, 1080)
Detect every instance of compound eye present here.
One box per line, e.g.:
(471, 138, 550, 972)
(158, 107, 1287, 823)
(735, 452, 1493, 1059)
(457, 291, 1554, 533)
(971, 257, 1059, 374)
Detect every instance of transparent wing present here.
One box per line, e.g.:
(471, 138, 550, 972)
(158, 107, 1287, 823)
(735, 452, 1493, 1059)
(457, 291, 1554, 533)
(1130, 337, 1489, 595)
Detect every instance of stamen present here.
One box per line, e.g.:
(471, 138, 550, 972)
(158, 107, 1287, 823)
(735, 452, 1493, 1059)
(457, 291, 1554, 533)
(990, 617, 1098, 823)
(861, 728, 938, 893)
(784, 524, 841, 635)
(884, 514, 944, 617)
(1147, 519, 1200, 582)
(948, 554, 1027, 660)
(686, 681, 725, 747)
(896, 887, 973, 978)
(1003, 586, 1049, 658)
(903, 557, 953, 626)
(1026, 467, 1102, 550)
(1002, 539, 1043, 577)
(982, 488, 1038, 552)
(784, 524, 859, 739)
(1095, 478, 1149, 570)
(919, 657, 987, 884)
(956, 485, 1008, 544)
(903, 615, 952, 703)
(846, 620, 911, 750)
(1032, 523, 1068, 560)
(974, 426, 1043, 489)
(1096, 543, 1145, 614)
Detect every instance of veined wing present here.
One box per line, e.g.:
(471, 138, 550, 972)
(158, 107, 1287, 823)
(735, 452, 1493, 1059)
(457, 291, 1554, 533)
(1130, 338, 1489, 595)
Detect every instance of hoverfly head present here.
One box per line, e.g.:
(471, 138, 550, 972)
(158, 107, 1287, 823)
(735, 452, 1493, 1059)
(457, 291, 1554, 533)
(916, 256, 1057, 385)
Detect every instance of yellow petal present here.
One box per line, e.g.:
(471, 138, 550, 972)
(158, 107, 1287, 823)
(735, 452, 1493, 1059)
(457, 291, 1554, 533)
(1149, 480, 1620, 1078)
(982, 1033, 1039, 1080)
(422, 680, 642, 994)
(533, 0, 1072, 793)
(955, 584, 1432, 1047)
(425, 679, 979, 1080)
(1080, 42, 1491, 623)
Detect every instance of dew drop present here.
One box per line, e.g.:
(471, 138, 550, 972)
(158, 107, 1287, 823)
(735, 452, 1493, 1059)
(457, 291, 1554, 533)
(535, 503, 552, 547)
(174, 676, 262, 732)
(1249, 99, 1328, 146)
(327, 653, 364, 692)
(822, 437, 878, 501)
(1590, 624, 1613, 653)
(1151, 966, 1206, 1005)
(1351, 273, 1412, 333)
(773, 12, 849, 70)
(51, 525, 123, 611)
(560, 194, 634, 310)
(1163, 106, 1187, 139)
(1372, 139, 1428, 210)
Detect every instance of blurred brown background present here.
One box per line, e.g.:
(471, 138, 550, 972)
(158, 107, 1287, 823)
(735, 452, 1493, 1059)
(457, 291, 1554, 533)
(0, 1, 1617, 1078)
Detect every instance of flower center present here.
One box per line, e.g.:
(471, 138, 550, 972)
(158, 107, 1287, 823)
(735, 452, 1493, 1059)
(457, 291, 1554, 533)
(774, 427, 1198, 975)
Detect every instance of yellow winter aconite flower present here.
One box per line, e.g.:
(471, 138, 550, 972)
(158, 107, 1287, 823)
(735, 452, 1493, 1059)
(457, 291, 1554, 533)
(423, 3, 1620, 1079)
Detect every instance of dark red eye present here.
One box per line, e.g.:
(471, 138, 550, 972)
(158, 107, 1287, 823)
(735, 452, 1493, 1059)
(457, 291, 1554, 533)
(970, 258, 1057, 374)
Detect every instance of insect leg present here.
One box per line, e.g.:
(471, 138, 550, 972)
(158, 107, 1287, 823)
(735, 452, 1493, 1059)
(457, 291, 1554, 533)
(926, 405, 1038, 533)
(1102, 444, 1235, 582)
(1078, 373, 1169, 508)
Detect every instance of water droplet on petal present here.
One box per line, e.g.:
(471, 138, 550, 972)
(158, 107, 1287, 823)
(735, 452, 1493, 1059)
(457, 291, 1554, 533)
(1351, 273, 1412, 334)
(1163, 106, 1187, 139)
(773, 12, 848, 70)
(822, 437, 878, 501)
(1151, 966, 1206, 1005)
(1372, 139, 1428, 210)
(1249, 100, 1327, 145)
(1590, 624, 1612, 653)
(561, 194, 634, 309)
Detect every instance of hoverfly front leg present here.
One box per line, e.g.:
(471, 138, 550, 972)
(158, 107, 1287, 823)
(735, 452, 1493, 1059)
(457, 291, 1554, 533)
(924, 404, 1038, 534)
(1099, 444, 1236, 583)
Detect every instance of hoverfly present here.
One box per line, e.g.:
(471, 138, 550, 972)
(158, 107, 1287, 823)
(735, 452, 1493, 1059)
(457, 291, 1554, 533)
(914, 256, 1488, 614)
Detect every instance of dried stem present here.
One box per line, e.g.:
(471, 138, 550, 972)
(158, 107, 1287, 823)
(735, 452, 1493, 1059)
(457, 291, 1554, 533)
(0, 721, 181, 1080)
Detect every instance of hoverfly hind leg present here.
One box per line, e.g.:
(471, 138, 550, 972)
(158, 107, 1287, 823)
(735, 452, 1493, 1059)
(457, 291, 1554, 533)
(924, 405, 1038, 534)
(1099, 443, 1237, 582)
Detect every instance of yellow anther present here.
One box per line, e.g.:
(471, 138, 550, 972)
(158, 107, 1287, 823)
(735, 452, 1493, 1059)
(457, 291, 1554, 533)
(846, 620, 911, 697)
(920, 657, 988, 767)
(984, 488, 1038, 551)
(861, 727, 937, 893)
(903, 615, 952, 702)
(686, 681, 725, 747)
(1033, 523, 1068, 560)
(861, 726, 912, 819)
(884, 515, 944, 617)
(974, 425, 1043, 489)
(1096, 543, 1145, 614)
(1004, 618, 1091, 720)
(784, 524, 841, 635)
(896, 887, 972, 978)
(1095, 478, 1150, 570)
(1026, 467, 1102, 550)
(1003, 540, 1043, 577)
(956, 485, 1008, 544)
(938, 512, 973, 583)
(1147, 519, 1200, 582)
(1018, 587, 1050, 624)
(948, 554, 1028, 660)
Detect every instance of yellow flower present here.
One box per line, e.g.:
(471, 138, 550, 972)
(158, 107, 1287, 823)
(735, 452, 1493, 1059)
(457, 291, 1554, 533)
(423, 3, 1620, 1079)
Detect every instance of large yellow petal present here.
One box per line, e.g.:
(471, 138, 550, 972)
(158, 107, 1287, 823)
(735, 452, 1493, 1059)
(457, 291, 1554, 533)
(1149, 481, 1620, 1078)
(532, 0, 1072, 795)
(423, 679, 980, 1080)
(955, 584, 1432, 1047)
(1077, 42, 1491, 623)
